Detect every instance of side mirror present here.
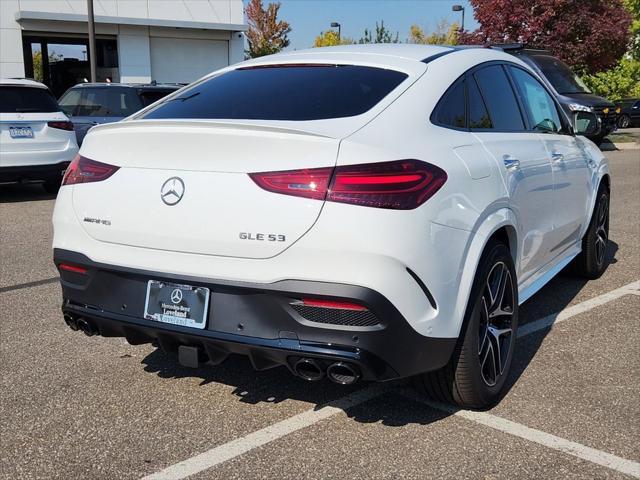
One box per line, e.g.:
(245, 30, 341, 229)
(573, 111, 601, 136)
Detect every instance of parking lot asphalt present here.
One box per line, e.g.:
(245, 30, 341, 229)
(1, 150, 639, 479)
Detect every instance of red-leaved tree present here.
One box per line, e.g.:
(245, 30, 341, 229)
(461, 0, 632, 73)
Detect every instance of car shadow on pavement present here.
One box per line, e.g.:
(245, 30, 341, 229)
(0, 184, 57, 203)
(139, 240, 619, 425)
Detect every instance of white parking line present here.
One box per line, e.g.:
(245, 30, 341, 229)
(142, 280, 640, 480)
(400, 390, 640, 479)
(517, 280, 640, 338)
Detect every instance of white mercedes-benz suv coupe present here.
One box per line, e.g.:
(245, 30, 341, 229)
(53, 45, 610, 408)
(1, 79, 78, 192)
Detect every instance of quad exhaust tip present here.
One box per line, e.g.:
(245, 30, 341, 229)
(327, 362, 360, 385)
(294, 358, 324, 382)
(66, 314, 98, 336)
(63, 314, 78, 331)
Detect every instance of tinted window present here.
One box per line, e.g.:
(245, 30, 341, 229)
(473, 65, 525, 131)
(434, 78, 465, 128)
(139, 89, 176, 107)
(530, 55, 590, 95)
(509, 67, 562, 133)
(66, 88, 143, 117)
(143, 65, 408, 121)
(0, 86, 60, 113)
(58, 88, 81, 116)
(467, 76, 492, 129)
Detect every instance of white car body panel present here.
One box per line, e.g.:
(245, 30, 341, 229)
(52, 45, 609, 341)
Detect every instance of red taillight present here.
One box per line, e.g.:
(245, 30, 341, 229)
(47, 121, 74, 131)
(62, 155, 119, 186)
(249, 167, 333, 200)
(299, 298, 368, 311)
(249, 160, 447, 210)
(58, 263, 88, 274)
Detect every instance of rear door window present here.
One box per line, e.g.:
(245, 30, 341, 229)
(473, 65, 525, 131)
(142, 65, 409, 121)
(0, 86, 60, 113)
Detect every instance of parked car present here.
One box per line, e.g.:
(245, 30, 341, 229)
(615, 98, 640, 128)
(0, 78, 79, 193)
(492, 44, 617, 144)
(53, 45, 609, 408)
(58, 82, 180, 145)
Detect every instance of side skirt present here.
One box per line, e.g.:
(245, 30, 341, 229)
(518, 244, 581, 305)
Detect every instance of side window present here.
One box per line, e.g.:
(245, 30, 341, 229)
(509, 66, 562, 133)
(433, 78, 466, 129)
(473, 65, 525, 131)
(467, 76, 492, 129)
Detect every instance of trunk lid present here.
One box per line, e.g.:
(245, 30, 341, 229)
(72, 120, 340, 259)
(0, 112, 72, 154)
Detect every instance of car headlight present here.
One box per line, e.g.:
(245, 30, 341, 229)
(568, 103, 593, 113)
(602, 107, 610, 115)
(615, 106, 621, 114)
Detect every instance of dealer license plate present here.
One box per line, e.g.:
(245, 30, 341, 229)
(143, 280, 209, 329)
(9, 126, 34, 138)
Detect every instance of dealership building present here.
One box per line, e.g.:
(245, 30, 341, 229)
(1, 0, 246, 95)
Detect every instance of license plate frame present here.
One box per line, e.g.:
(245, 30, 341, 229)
(9, 126, 34, 139)
(143, 280, 210, 330)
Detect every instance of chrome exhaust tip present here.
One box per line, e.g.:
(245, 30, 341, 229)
(293, 358, 324, 382)
(326, 362, 360, 385)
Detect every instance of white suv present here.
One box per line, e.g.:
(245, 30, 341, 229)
(52, 45, 609, 408)
(0, 79, 78, 192)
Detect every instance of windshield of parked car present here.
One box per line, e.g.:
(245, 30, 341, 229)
(0, 86, 60, 113)
(141, 65, 409, 121)
(59, 87, 143, 117)
(531, 55, 591, 95)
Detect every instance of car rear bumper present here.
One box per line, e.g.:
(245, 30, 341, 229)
(55, 248, 457, 381)
(0, 161, 70, 183)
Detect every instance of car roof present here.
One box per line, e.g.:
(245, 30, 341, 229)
(277, 44, 456, 62)
(0, 78, 48, 88)
(70, 82, 182, 90)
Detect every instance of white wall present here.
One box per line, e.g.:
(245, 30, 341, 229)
(117, 25, 152, 83)
(1, 0, 25, 77)
(150, 37, 228, 83)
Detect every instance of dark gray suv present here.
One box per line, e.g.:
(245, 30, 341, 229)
(58, 83, 180, 145)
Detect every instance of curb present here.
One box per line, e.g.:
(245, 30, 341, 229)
(600, 142, 640, 151)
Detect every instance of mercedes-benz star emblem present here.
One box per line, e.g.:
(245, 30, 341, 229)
(170, 288, 183, 304)
(160, 177, 185, 206)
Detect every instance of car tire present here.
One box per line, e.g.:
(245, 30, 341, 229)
(572, 186, 610, 279)
(415, 239, 518, 409)
(617, 114, 630, 129)
(43, 178, 61, 194)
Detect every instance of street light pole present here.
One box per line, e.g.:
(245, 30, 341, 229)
(452, 5, 465, 32)
(330, 22, 341, 43)
(87, 0, 97, 82)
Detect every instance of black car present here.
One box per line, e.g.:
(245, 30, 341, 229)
(492, 44, 617, 144)
(615, 98, 640, 128)
(58, 82, 181, 145)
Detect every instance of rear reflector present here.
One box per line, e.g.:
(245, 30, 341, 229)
(62, 155, 119, 186)
(58, 263, 88, 274)
(47, 121, 74, 131)
(299, 298, 368, 311)
(250, 160, 447, 210)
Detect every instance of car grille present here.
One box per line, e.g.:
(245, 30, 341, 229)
(291, 304, 381, 327)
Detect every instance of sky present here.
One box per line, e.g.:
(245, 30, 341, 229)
(255, 0, 479, 50)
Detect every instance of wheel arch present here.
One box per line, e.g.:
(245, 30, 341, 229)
(448, 208, 518, 339)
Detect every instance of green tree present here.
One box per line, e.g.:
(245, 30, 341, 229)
(245, 0, 291, 58)
(313, 30, 354, 47)
(358, 21, 399, 44)
(582, 59, 640, 101)
(623, 0, 640, 59)
(32, 50, 43, 82)
(409, 20, 459, 45)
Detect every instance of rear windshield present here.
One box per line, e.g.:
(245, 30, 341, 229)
(142, 65, 409, 121)
(0, 86, 60, 113)
(140, 89, 177, 107)
(59, 87, 143, 118)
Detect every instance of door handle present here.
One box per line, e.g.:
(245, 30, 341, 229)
(503, 157, 520, 170)
(551, 152, 564, 164)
